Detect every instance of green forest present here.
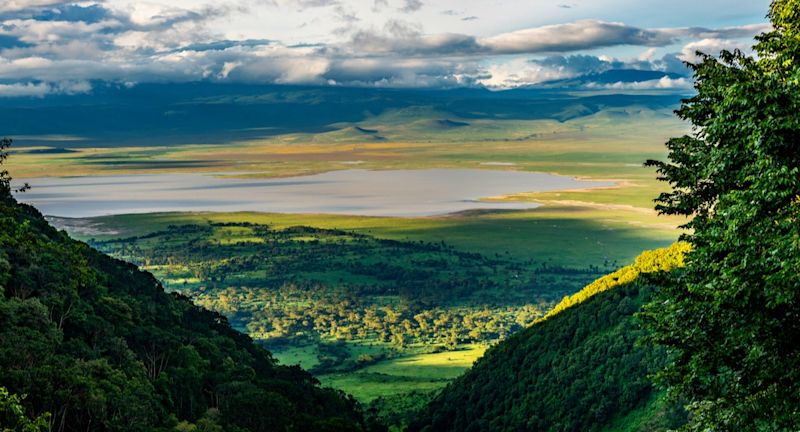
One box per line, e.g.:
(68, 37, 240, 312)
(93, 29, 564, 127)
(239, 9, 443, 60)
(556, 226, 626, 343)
(414, 1, 800, 431)
(1, 0, 799, 430)
(408, 244, 688, 432)
(85, 220, 605, 357)
(0, 150, 380, 431)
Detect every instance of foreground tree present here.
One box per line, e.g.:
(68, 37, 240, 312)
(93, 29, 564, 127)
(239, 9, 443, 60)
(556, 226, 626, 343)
(0, 387, 50, 432)
(0, 138, 27, 197)
(642, 0, 800, 429)
(1, 139, 372, 431)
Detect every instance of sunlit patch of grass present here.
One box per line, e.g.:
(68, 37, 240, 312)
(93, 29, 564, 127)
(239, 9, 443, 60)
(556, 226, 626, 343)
(271, 345, 321, 370)
(68, 204, 680, 268)
(318, 344, 488, 402)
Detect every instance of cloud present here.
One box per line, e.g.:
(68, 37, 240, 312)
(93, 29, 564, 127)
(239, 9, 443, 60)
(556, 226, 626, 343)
(0, 81, 48, 97)
(478, 58, 576, 88)
(678, 38, 752, 63)
(347, 19, 480, 55)
(669, 23, 771, 40)
(179, 39, 273, 52)
(0, 2, 770, 93)
(31, 4, 113, 23)
(296, 0, 339, 7)
(372, 0, 389, 12)
(324, 56, 483, 87)
(476, 52, 698, 89)
(0, 35, 32, 49)
(586, 76, 692, 90)
(400, 0, 423, 13)
(480, 20, 675, 55)
(344, 20, 766, 58)
(0, 80, 91, 97)
(0, 0, 74, 14)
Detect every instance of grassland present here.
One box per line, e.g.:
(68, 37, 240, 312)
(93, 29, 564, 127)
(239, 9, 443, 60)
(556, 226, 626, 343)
(75, 218, 592, 409)
(9, 106, 684, 180)
(22, 102, 687, 425)
(318, 344, 488, 401)
(57, 205, 681, 268)
(16, 105, 688, 250)
(53, 205, 680, 412)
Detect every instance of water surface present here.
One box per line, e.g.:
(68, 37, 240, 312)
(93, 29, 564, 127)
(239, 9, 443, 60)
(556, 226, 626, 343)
(14, 169, 612, 218)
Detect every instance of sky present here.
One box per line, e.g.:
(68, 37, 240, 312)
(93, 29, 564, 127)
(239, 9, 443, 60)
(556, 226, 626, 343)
(0, 0, 772, 96)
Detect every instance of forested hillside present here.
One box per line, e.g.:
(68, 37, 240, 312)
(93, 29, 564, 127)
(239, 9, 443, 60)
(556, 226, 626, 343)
(408, 244, 688, 432)
(0, 141, 373, 431)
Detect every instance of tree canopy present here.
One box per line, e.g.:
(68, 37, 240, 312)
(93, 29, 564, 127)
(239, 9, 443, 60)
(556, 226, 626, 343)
(409, 245, 689, 432)
(642, 0, 800, 429)
(0, 140, 373, 432)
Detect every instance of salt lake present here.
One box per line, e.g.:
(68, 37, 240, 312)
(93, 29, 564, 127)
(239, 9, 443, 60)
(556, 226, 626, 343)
(13, 169, 612, 217)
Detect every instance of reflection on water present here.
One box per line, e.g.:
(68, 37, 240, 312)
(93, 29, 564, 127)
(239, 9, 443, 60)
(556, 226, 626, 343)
(14, 169, 612, 218)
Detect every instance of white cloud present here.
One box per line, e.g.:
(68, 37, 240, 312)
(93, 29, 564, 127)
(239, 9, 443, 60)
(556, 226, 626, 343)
(0, 80, 91, 97)
(0, 0, 74, 13)
(400, 0, 423, 13)
(672, 23, 771, 40)
(0, 81, 49, 96)
(54, 79, 93, 94)
(478, 58, 576, 88)
(480, 20, 674, 55)
(678, 38, 752, 63)
(0, 0, 772, 92)
(587, 76, 692, 90)
(345, 20, 767, 58)
(122, 2, 196, 27)
(1, 18, 118, 45)
(637, 48, 657, 61)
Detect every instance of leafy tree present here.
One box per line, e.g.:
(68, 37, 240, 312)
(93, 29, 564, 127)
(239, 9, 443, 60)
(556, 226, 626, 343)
(0, 387, 50, 432)
(0, 142, 373, 431)
(410, 245, 688, 432)
(0, 138, 28, 197)
(642, 1, 800, 429)
(0, 138, 12, 197)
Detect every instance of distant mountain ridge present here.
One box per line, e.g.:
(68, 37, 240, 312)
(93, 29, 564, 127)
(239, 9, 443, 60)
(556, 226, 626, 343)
(0, 83, 685, 147)
(542, 69, 687, 88)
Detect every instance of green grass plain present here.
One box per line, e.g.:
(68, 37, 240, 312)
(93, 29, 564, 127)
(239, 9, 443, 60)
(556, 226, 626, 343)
(318, 344, 488, 402)
(76, 219, 558, 406)
(60, 205, 681, 268)
(24, 104, 688, 419)
(9, 106, 685, 180)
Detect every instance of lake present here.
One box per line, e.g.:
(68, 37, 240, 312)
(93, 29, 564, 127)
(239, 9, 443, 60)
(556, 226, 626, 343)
(13, 169, 612, 217)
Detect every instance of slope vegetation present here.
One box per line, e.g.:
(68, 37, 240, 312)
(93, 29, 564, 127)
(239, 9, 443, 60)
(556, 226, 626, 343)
(0, 192, 372, 431)
(409, 243, 688, 432)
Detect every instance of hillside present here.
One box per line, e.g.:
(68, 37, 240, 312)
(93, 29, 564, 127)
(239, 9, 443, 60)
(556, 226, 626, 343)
(51, 211, 620, 404)
(0, 191, 373, 430)
(408, 243, 689, 432)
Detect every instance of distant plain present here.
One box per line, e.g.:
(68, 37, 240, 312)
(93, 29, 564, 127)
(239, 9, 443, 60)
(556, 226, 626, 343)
(8, 85, 689, 417)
